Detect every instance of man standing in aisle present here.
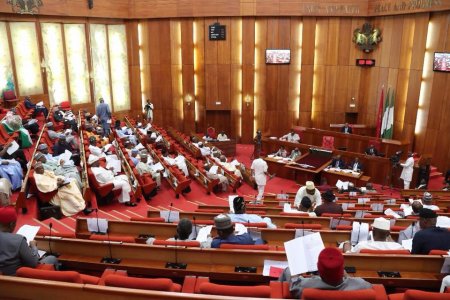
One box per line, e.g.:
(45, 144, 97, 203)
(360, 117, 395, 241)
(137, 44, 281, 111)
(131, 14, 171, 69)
(251, 153, 269, 204)
(96, 98, 111, 138)
(400, 152, 415, 190)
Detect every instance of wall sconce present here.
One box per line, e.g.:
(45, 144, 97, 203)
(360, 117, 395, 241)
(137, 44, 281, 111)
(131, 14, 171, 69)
(185, 94, 193, 106)
(244, 95, 252, 107)
(349, 97, 356, 108)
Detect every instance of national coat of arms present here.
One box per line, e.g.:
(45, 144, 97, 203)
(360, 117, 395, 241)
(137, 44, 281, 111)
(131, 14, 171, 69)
(353, 23, 382, 53)
(7, 0, 43, 14)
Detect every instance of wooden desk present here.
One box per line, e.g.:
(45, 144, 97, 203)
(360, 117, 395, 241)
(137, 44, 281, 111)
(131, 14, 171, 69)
(285, 152, 332, 183)
(263, 157, 294, 179)
(206, 139, 236, 157)
(322, 168, 370, 187)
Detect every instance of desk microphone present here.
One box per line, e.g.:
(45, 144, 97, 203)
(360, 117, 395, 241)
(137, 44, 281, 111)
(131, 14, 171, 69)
(46, 223, 60, 257)
(167, 203, 173, 223)
(101, 228, 121, 264)
(410, 221, 416, 239)
(300, 220, 305, 237)
(94, 208, 103, 235)
(165, 234, 187, 269)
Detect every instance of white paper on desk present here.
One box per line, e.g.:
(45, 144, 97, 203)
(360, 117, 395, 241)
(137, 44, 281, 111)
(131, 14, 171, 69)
(188, 225, 203, 240)
(385, 208, 401, 219)
(228, 195, 238, 213)
(437, 216, 450, 228)
(402, 205, 413, 217)
(349, 191, 357, 197)
(151, 162, 164, 172)
(38, 250, 46, 258)
(230, 159, 240, 167)
(441, 256, 450, 273)
(160, 210, 180, 223)
(87, 218, 108, 233)
(268, 154, 274, 158)
(284, 232, 325, 275)
(263, 260, 289, 276)
(208, 165, 219, 175)
(248, 228, 262, 242)
(36, 101, 44, 106)
(106, 158, 121, 174)
(16, 225, 40, 244)
(139, 128, 147, 135)
(350, 222, 369, 245)
(135, 143, 145, 150)
(342, 181, 349, 190)
(401, 239, 413, 252)
(6, 140, 19, 155)
(195, 225, 212, 243)
(103, 144, 112, 152)
(336, 180, 344, 190)
(283, 203, 292, 213)
(295, 229, 314, 238)
(58, 150, 72, 165)
(155, 135, 162, 142)
(357, 198, 370, 204)
(360, 187, 367, 193)
(234, 223, 247, 235)
(371, 203, 384, 212)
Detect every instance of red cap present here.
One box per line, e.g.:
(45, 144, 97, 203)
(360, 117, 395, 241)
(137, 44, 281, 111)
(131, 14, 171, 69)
(317, 247, 344, 286)
(0, 206, 17, 224)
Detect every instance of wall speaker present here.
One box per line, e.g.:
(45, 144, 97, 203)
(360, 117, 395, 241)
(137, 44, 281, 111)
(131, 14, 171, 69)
(88, 0, 94, 9)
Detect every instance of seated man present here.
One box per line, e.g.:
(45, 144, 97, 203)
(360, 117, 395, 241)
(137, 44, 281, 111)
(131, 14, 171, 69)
(348, 157, 363, 172)
(88, 136, 108, 157)
(411, 208, 450, 254)
(216, 131, 229, 141)
(174, 153, 189, 177)
(136, 153, 161, 188)
(289, 147, 302, 160)
(298, 197, 317, 217)
(421, 192, 439, 211)
(330, 155, 345, 169)
(85, 124, 109, 147)
(146, 218, 194, 245)
(0, 151, 23, 191)
(294, 181, 322, 209)
(229, 196, 276, 228)
(279, 247, 371, 299)
(88, 155, 136, 206)
(398, 202, 422, 243)
(33, 162, 89, 217)
(24, 96, 49, 118)
(365, 144, 378, 156)
(130, 149, 140, 166)
(0, 141, 27, 172)
(280, 129, 300, 143)
(211, 214, 263, 248)
(340, 123, 353, 134)
(197, 142, 211, 156)
(314, 190, 342, 216)
(46, 122, 65, 140)
(34, 152, 81, 191)
(204, 164, 229, 192)
(219, 155, 243, 179)
(0, 206, 58, 275)
(274, 146, 288, 158)
(343, 217, 405, 253)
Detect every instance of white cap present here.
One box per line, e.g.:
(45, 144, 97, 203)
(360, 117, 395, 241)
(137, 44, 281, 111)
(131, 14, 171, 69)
(305, 181, 315, 190)
(88, 155, 100, 165)
(372, 217, 390, 231)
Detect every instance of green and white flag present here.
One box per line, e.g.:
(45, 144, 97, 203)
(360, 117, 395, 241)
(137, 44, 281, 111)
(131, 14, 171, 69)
(381, 89, 394, 139)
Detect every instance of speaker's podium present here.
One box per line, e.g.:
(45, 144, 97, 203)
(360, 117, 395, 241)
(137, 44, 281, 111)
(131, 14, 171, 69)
(286, 148, 333, 183)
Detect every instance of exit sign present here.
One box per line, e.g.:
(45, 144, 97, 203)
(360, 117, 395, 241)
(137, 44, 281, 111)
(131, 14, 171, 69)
(356, 59, 375, 67)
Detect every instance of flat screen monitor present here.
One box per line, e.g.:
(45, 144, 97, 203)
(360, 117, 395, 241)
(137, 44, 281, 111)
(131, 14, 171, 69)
(433, 52, 450, 72)
(265, 49, 290, 64)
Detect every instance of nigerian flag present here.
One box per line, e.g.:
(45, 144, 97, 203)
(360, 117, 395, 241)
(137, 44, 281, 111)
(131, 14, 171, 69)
(381, 89, 394, 139)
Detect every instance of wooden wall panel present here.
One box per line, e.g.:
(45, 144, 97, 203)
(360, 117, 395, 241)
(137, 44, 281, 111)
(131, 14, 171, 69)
(241, 18, 255, 143)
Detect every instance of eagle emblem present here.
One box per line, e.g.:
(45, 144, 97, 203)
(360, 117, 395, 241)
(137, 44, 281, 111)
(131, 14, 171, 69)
(7, 0, 43, 14)
(353, 23, 382, 53)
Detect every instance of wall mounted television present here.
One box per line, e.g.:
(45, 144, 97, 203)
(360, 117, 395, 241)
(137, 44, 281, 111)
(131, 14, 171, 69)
(265, 49, 291, 64)
(433, 52, 450, 72)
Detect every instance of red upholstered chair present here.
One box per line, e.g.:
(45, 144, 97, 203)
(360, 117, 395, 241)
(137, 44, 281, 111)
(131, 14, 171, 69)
(197, 281, 271, 298)
(359, 249, 411, 255)
(16, 267, 100, 285)
(284, 223, 322, 230)
(59, 101, 71, 111)
(234, 222, 268, 228)
(302, 284, 388, 300)
(322, 136, 335, 149)
(280, 212, 310, 216)
(129, 217, 166, 223)
(103, 274, 181, 292)
(322, 213, 352, 217)
(2, 90, 19, 108)
(388, 290, 450, 300)
(206, 126, 216, 139)
(89, 234, 135, 243)
(335, 225, 353, 230)
(152, 240, 201, 247)
(428, 250, 449, 255)
(219, 244, 270, 250)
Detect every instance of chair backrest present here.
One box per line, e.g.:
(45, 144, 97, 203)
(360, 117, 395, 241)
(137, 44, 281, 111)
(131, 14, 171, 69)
(428, 249, 449, 255)
(404, 289, 450, 300)
(2, 90, 16, 100)
(104, 274, 181, 292)
(16, 267, 83, 284)
(234, 222, 268, 228)
(153, 240, 200, 247)
(359, 249, 411, 255)
(284, 223, 322, 229)
(129, 217, 166, 223)
(206, 127, 216, 138)
(89, 234, 135, 243)
(219, 244, 270, 250)
(322, 136, 335, 149)
(302, 288, 377, 300)
(198, 282, 271, 298)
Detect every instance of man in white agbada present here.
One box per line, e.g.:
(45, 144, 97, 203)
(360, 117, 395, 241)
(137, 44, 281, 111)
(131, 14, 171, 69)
(33, 162, 88, 217)
(294, 181, 322, 209)
(343, 217, 405, 253)
(400, 152, 415, 190)
(219, 155, 243, 179)
(136, 153, 161, 187)
(162, 151, 188, 177)
(251, 154, 269, 203)
(280, 130, 300, 143)
(88, 136, 107, 158)
(204, 164, 229, 192)
(421, 192, 439, 211)
(197, 142, 211, 156)
(88, 155, 136, 207)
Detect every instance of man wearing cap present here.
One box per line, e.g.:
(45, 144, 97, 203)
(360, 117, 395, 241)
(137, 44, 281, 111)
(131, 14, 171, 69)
(211, 214, 263, 248)
(130, 149, 140, 166)
(46, 122, 65, 140)
(294, 181, 322, 210)
(229, 196, 276, 228)
(88, 155, 136, 207)
(422, 192, 439, 211)
(33, 162, 89, 216)
(96, 98, 112, 137)
(400, 152, 415, 190)
(197, 142, 211, 157)
(411, 208, 450, 254)
(313, 190, 342, 217)
(279, 247, 371, 298)
(219, 155, 243, 180)
(0, 148, 23, 191)
(0, 141, 27, 171)
(88, 136, 108, 157)
(136, 153, 161, 188)
(0, 207, 58, 275)
(205, 164, 229, 192)
(343, 217, 405, 253)
(251, 153, 269, 204)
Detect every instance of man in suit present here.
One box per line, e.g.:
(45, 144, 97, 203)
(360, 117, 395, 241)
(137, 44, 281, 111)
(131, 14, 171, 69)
(348, 157, 363, 172)
(340, 123, 353, 134)
(411, 208, 450, 254)
(330, 155, 345, 169)
(365, 144, 378, 156)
